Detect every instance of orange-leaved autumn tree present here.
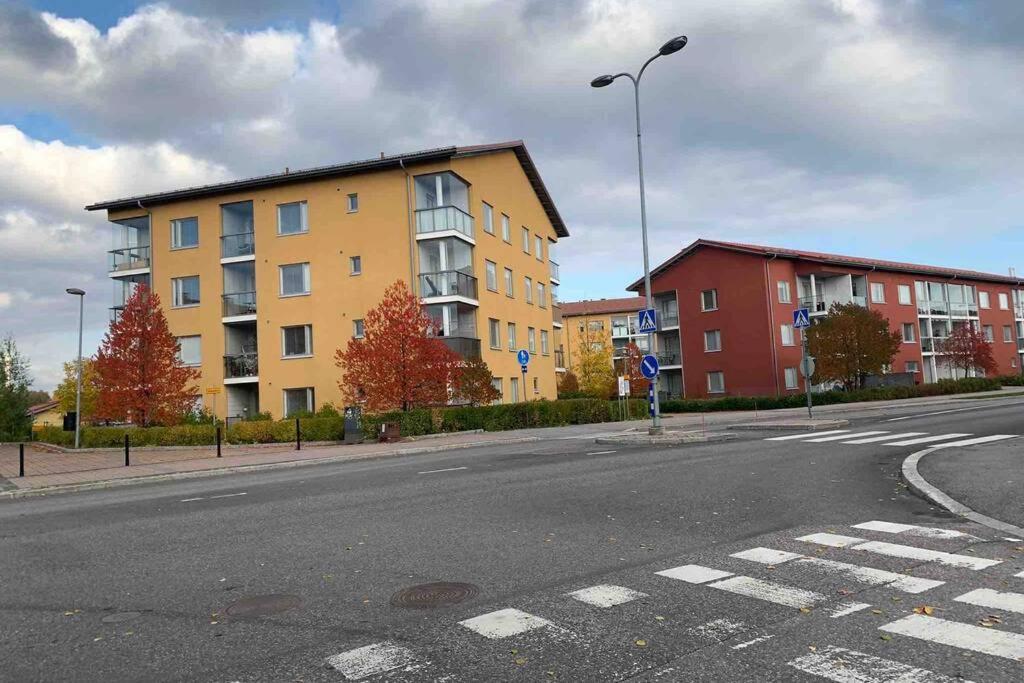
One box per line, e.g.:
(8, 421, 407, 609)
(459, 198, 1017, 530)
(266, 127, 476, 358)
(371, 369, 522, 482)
(806, 302, 902, 390)
(939, 325, 997, 378)
(94, 285, 201, 426)
(620, 341, 649, 397)
(456, 356, 501, 406)
(336, 280, 462, 411)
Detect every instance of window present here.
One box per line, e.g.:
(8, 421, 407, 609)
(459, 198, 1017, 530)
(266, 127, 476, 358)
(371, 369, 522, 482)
(981, 324, 993, 342)
(540, 329, 550, 355)
(704, 329, 722, 352)
(347, 193, 359, 213)
(353, 319, 365, 339)
(349, 256, 361, 275)
(902, 323, 916, 343)
(588, 320, 604, 332)
(176, 335, 201, 366)
(525, 276, 533, 304)
(1004, 325, 1014, 343)
(485, 260, 497, 291)
(998, 292, 1009, 309)
(535, 235, 544, 261)
(707, 371, 725, 394)
(898, 284, 912, 305)
(504, 268, 514, 297)
(488, 318, 500, 349)
(780, 324, 795, 346)
(701, 289, 718, 311)
(283, 388, 314, 417)
(502, 213, 511, 242)
(482, 202, 494, 234)
(490, 377, 503, 404)
(172, 276, 200, 307)
(538, 282, 547, 308)
(533, 377, 539, 394)
(528, 327, 536, 353)
(784, 367, 798, 389)
(550, 282, 559, 306)
(870, 282, 885, 303)
(279, 263, 311, 296)
(507, 322, 517, 351)
(510, 377, 520, 402)
(777, 281, 791, 304)
(522, 227, 530, 253)
(979, 291, 990, 309)
(171, 217, 198, 249)
(282, 324, 312, 357)
(277, 201, 308, 235)
(906, 361, 920, 374)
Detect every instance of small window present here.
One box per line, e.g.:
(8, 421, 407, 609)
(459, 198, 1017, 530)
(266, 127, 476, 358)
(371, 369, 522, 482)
(490, 377, 503, 404)
(172, 276, 200, 307)
(176, 335, 201, 366)
(701, 289, 718, 312)
(540, 329, 550, 355)
(283, 387, 314, 417)
(781, 324, 795, 346)
(282, 324, 312, 357)
(353, 319, 365, 339)
(347, 193, 359, 213)
(504, 268, 514, 297)
(482, 202, 494, 234)
(485, 260, 498, 291)
(533, 376, 539, 394)
(979, 291, 990, 309)
(279, 263, 311, 296)
(524, 276, 533, 304)
(521, 227, 530, 253)
(528, 327, 536, 354)
(509, 377, 520, 402)
(535, 235, 544, 261)
(1004, 325, 1014, 343)
(507, 322, 517, 351)
(707, 371, 725, 394)
(171, 217, 199, 249)
(784, 367, 798, 389)
(870, 282, 885, 303)
(998, 292, 1009, 309)
(982, 324, 994, 342)
(704, 329, 722, 352)
(501, 214, 511, 242)
(777, 281, 791, 304)
(538, 282, 547, 309)
(906, 361, 920, 374)
(349, 256, 361, 275)
(277, 201, 309, 235)
(898, 284, 912, 305)
(488, 318, 500, 349)
(902, 323, 916, 343)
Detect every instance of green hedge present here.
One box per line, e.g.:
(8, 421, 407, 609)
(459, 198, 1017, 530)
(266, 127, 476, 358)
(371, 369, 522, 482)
(997, 374, 1024, 386)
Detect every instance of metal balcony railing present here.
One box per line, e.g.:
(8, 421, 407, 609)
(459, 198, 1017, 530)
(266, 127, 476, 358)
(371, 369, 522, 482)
(419, 270, 478, 299)
(109, 306, 124, 322)
(440, 336, 481, 359)
(108, 245, 150, 272)
(659, 311, 680, 327)
(550, 261, 560, 281)
(415, 205, 474, 239)
(797, 295, 867, 312)
(222, 291, 256, 317)
(221, 232, 255, 259)
(657, 352, 680, 366)
(224, 353, 258, 379)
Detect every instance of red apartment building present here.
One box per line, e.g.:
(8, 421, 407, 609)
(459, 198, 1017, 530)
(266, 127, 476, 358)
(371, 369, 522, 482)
(623, 239, 1024, 399)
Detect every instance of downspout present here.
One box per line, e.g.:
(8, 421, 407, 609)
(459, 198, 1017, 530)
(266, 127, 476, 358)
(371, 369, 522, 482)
(399, 159, 416, 294)
(764, 253, 780, 397)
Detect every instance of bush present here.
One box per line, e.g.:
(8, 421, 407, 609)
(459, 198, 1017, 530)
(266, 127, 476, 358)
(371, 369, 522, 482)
(997, 374, 1024, 386)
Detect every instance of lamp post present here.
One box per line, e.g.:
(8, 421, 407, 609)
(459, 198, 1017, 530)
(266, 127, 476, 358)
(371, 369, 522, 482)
(66, 288, 85, 449)
(591, 35, 687, 434)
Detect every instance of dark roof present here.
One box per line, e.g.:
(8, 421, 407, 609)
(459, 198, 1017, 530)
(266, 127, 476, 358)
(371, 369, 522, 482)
(85, 140, 569, 237)
(560, 296, 645, 316)
(27, 400, 59, 416)
(627, 239, 1023, 291)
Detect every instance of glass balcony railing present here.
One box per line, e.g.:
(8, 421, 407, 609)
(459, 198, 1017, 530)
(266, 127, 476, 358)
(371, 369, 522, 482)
(440, 336, 481, 359)
(224, 353, 258, 379)
(419, 270, 478, 300)
(108, 245, 151, 272)
(415, 205, 474, 239)
(550, 261, 560, 281)
(949, 302, 979, 318)
(221, 232, 255, 259)
(222, 291, 256, 317)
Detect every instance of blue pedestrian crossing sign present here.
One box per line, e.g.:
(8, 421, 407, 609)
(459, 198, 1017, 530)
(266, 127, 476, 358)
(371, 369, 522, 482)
(638, 308, 658, 333)
(793, 307, 811, 329)
(640, 354, 659, 380)
(516, 349, 530, 366)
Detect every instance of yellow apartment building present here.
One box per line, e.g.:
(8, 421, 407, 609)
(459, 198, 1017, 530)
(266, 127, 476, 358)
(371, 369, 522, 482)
(87, 141, 568, 420)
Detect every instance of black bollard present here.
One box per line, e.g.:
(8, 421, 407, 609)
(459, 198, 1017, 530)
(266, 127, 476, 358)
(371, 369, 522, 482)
(19, 443, 25, 477)
(216, 426, 222, 458)
(124, 433, 130, 467)
(295, 418, 301, 451)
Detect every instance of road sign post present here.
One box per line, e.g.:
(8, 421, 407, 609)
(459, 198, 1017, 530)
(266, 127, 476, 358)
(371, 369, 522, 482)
(517, 349, 530, 401)
(636, 309, 661, 433)
(793, 308, 813, 419)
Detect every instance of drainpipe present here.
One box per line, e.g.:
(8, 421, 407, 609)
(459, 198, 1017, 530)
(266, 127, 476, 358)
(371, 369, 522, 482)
(399, 158, 416, 294)
(764, 253, 780, 397)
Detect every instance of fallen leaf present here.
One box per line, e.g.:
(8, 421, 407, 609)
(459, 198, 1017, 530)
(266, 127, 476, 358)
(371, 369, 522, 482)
(871, 609, 883, 615)
(546, 671, 556, 678)
(979, 621, 995, 627)
(514, 657, 527, 666)
(654, 616, 665, 622)
(912, 605, 935, 616)
(808, 646, 817, 652)
(510, 649, 518, 655)
(880, 634, 892, 641)
(799, 607, 811, 614)
(635, 639, 647, 647)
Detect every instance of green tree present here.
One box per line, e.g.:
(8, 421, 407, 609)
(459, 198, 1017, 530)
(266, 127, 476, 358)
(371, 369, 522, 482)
(0, 335, 33, 440)
(27, 389, 50, 405)
(53, 358, 99, 423)
(807, 302, 902, 390)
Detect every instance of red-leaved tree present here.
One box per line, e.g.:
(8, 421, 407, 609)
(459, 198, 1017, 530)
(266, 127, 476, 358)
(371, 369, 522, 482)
(336, 281, 462, 411)
(620, 341, 648, 397)
(939, 325, 997, 378)
(94, 285, 201, 426)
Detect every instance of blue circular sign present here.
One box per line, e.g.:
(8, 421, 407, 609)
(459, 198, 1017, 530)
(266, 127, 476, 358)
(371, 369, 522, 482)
(517, 349, 530, 366)
(640, 354, 659, 380)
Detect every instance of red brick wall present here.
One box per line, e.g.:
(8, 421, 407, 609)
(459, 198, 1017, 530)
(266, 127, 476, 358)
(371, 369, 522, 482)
(979, 285, 1020, 376)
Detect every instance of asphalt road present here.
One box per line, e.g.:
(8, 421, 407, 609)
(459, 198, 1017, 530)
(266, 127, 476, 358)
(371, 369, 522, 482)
(1, 399, 1022, 682)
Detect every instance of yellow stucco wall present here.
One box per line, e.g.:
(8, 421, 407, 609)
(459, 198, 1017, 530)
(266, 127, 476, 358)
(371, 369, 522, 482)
(31, 407, 63, 431)
(561, 311, 620, 372)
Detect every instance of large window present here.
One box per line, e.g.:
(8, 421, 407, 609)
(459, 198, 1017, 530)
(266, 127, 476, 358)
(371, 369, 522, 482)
(485, 260, 498, 291)
(528, 327, 536, 353)
(870, 282, 885, 303)
(277, 201, 309, 235)
(282, 325, 313, 357)
(284, 388, 314, 416)
(784, 367, 798, 389)
(902, 323, 916, 343)
(172, 276, 200, 307)
(701, 289, 718, 312)
(482, 202, 494, 234)
(538, 282, 547, 308)
(279, 263, 311, 296)
(507, 322, 517, 351)
(488, 318, 500, 349)
(780, 323, 795, 346)
(777, 281, 791, 304)
(999, 292, 1010, 309)
(415, 172, 469, 211)
(707, 371, 725, 394)
(541, 329, 550, 355)
(504, 268, 514, 297)
(171, 217, 199, 249)
(704, 329, 722, 352)
(982, 324, 994, 342)
(979, 291, 990, 309)
(524, 277, 533, 304)
(176, 336, 201, 366)
(898, 284, 912, 305)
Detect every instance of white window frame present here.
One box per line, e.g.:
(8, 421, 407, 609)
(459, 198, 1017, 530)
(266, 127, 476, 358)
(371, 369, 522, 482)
(485, 260, 498, 292)
(704, 329, 722, 352)
(870, 282, 885, 303)
(982, 324, 994, 342)
(510, 376, 520, 402)
(488, 318, 500, 349)
(538, 282, 546, 309)
(707, 371, 725, 394)
(347, 193, 358, 213)
(504, 268, 514, 297)
(902, 322, 916, 343)
(780, 323, 795, 346)
(998, 292, 1009, 310)
(1004, 325, 1014, 343)
(701, 289, 718, 312)
(777, 281, 791, 304)
(784, 367, 798, 389)
(501, 214, 511, 242)
(491, 377, 503, 404)
(528, 327, 536, 354)
(906, 361, 920, 374)
(897, 284, 912, 305)
(535, 235, 543, 261)
(353, 319, 365, 339)
(507, 322, 517, 351)
(279, 262, 311, 297)
(979, 291, 990, 309)
(521, 227, 530, 253)
(540, 329, 549, 355)
(283, 387, 314, 417)
(524, 276, 533, 304)
(171, 276, 200, 308)
(349, 256, 361, 276)
(170, 217, 199, 250)
(276, 200, 309, 236)
(281, 324, 313, 358)
(482, 202, 494, 234)
(176, 335, 201, 366)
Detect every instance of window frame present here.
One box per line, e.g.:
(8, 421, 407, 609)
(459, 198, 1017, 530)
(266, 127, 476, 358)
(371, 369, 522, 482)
(283, 387, 314, 417)
(535, 235, 544, 261)
(504, 267, 514, 297)
(784, 367, 799, 390)
(507, 322, 517, 351)
(349, 256, 361, 276)
(347, 193, 359, 213)
(281, 324, 313, 358)
(524, 276, 533, 304)
(170, 216, 199, 250)
(171, 275, 200, 308)
(906, 361, 920, 374)
(897, 284, 912, 305)
(704, 329, 722, 352)
(1003, 325, 1014, 343)
(870, 282, 885, 303)
(902, 322, 917, 343)
(276, 200, 309, 236)
(488, 318, 501, 349)
(509, 376, 519, 402)
(780, 323, 795, 346)
(982, 324, 994, 342)
(538, 282, 546, 309)
(279, 262, 311, 297)
(353, 319, 365, 339)
(777, 281, 791, 304)
(175, 335, 201, 366)
(485, 260, 498, 292)
(540, 329, 550, 355)
(528, 327, 536, 354)
(521, 227, 530, 254)
(482, 202, 494, 234)
(501, 213, 511, 243)
(998, 292, 1010, 310)
(701, 289, 718, 312)
(707, 371, 725, 394)
(979, 291, 990, 309)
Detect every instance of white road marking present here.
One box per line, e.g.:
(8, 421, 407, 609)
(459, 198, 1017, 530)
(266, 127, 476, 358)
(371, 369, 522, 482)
(707, 575, 826, 609)
(851, 540, 1000, 570)
(955, 588, 1024, 614)
(1016, 570, 1024, 578)
(586, 450, 617, 455)
(730, 547, 802, 564)
(417, 466, 469, 474)
(325, 641, 418, 680)
(180, 497, 205, 503)
(566, 584, 647, 608)
(656, 564, 733, 584)
(795, 532, 865, 548)
(883, 433, 971, 446)
(929, 434, 1018, 448)
(842, 432, 926, 444)
(852, 520, 976, 540)
(829, 602, 872, 618)
(806, 430, 890, 443)
(887, 404, 1017, 421)
(1005, 537, 1023, 542)
(458, 608, 554, 639)
(687, 618, 748, 640)
(733, 547, 943, 593)
(731, 634, 774, 650)
(209, 492, 247, 499)
(880, 614, 1024, 660)
(764, 430, 849, 441)
(788, 644, 970, 682)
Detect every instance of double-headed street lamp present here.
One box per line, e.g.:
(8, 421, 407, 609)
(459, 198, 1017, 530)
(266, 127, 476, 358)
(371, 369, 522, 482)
(591, 35, 688, 434)
(66, 288, 85, 449)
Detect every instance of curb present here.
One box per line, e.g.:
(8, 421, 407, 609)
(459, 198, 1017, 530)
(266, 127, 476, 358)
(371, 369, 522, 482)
(901, 447, 1024, 538)
(727, 420, 849, 431)
(0, 436, 541, 500)
(594, 432, 737, 446)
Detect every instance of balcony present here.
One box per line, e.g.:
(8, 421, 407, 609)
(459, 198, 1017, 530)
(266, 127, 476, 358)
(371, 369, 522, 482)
(1018, 338, 1024, 351)
(224, 353, 258, 379)
(440, 336, 481, 359)
(221, 232, 255, 259)
(550, 261, 560, 282)
(222, 291, 256, 317)
(949, 302, 979, 318)
(659, 311, 680, 328)
(415, 206, 474, 239)
(917, 300, 949, 317)
(109, 305, 124, 322)
(108, 246, 150, 273)
(657, 352, 681, 366)
(419, 270, 478, 300)
(798, 295, 866, 313)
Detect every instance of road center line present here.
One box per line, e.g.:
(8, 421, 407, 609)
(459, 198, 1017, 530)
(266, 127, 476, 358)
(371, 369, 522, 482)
(179, 497, 205, 503)
(417, 466, 469, 475)
(586, 450, 617, 455)
(886, 402, 1024, 421)
(208, 492, 247, 499)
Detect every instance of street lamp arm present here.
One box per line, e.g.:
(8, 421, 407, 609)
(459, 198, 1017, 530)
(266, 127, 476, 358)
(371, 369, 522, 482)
(636, 53, 661, 84)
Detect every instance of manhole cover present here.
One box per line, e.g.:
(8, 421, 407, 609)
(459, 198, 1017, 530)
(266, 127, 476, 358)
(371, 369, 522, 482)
(224, 594, 302, 618)
(101, 611, 142, 623)
(390, 582, 480, 609)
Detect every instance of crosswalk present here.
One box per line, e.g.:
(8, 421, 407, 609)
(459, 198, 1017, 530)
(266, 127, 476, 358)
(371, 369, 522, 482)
(320, 520, 1024, 681)
(764, 429, 1018, 448)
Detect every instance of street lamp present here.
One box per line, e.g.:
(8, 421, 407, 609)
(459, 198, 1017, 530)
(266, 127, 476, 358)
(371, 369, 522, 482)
(591, 34, 687, 434)
(66, 288, 85, 449)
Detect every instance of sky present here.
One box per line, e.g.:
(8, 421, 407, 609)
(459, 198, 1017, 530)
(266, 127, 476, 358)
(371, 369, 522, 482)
(1, 0, 1022, 391)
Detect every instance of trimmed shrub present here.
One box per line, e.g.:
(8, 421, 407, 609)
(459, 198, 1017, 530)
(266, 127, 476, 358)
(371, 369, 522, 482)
(997, 374, 1024, 386)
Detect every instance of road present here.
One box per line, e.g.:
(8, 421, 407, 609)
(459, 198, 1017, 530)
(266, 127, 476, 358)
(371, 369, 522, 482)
(1, 399, 1022, 681)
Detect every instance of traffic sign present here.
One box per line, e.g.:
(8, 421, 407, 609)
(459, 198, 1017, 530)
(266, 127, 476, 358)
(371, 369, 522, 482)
(800, 356, 815, 378)
(640, 354, 659, 380)
(638, 308, 658, 333)
(516, 349, 530, 366)
(793, 307, 811, 329)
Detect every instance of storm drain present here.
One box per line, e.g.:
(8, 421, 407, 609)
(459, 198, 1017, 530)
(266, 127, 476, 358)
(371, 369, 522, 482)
(224, 594, 302, 618)
(390, 582, 480, 609)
